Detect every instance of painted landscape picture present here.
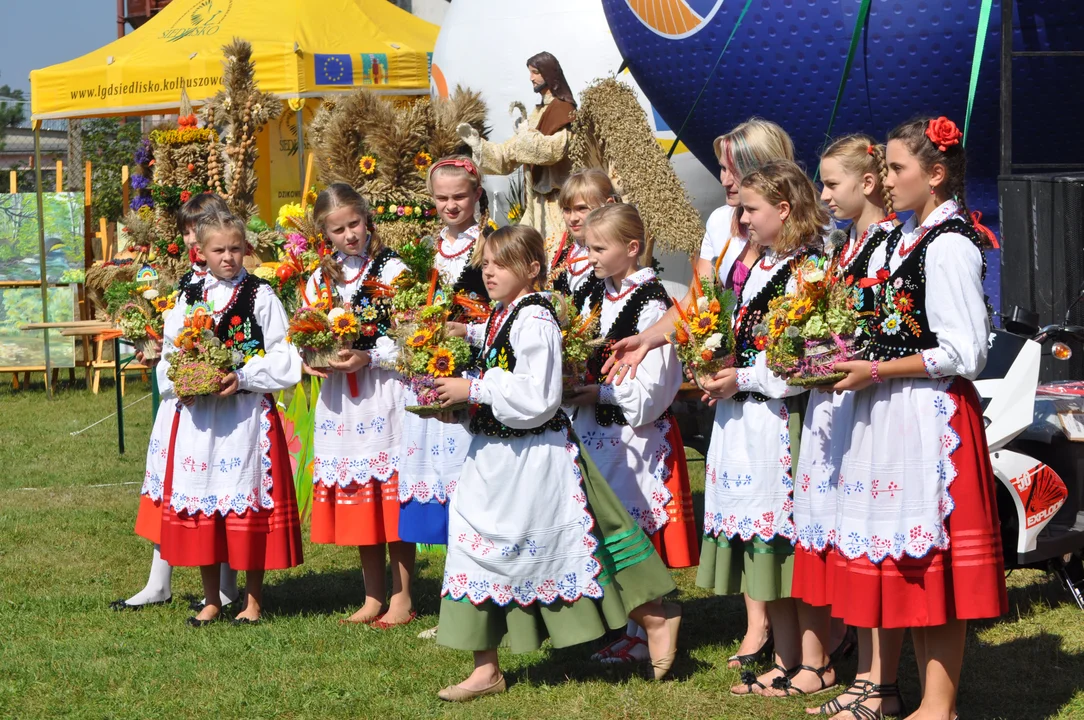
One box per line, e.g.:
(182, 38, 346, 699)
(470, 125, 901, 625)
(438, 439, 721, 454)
(0, 193, 85, 283)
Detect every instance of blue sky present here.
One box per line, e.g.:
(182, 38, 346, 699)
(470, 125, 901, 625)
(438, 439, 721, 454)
(0, 1, 116, 94)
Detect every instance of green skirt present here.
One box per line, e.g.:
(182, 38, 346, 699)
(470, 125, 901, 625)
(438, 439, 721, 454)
(695, 534, 794, 601)
(437, 434, 677, 653)
(693, 395, 805, 602)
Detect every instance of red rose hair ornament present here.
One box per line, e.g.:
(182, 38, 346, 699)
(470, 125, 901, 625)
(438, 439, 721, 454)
(925, 117, 963, 153)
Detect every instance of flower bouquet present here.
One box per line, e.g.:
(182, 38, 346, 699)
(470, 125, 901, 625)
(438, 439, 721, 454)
(668, 273, 737, 389)
(104, 267, 177, 362)
(387, 238, 479, 417)
(550, 291, 605, 399)
(167, 304, 236, 396)
(288, 303, 360, 370)
(755, 258, 862, 387)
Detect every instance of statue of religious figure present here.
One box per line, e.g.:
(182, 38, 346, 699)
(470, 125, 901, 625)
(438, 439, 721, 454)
(457, 51, 576, 260)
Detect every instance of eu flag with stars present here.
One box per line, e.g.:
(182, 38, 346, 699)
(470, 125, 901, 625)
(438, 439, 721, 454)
(315, 54, 353, 85)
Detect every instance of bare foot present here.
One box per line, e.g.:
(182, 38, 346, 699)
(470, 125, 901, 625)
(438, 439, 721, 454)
(235, 605, 260, 622)
(194, 604, 221, 623)
(344, 598, 386, 624)
(379, 597, 415, 626)
(728, 626, 771, 668)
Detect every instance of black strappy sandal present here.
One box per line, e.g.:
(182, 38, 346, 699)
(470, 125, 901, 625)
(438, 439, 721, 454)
(766, 663, 837, 697)
(812, 678, 876, 715)
(730, 663, 787, 696)
(831, 682, 907, 719)
(727, 630, 774, 668)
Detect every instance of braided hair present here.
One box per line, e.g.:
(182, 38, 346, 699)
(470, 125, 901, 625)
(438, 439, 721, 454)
(821, 133, 894, 216)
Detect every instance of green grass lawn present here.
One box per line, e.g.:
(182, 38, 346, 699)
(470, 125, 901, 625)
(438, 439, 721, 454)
(1, 377, 1083, 719)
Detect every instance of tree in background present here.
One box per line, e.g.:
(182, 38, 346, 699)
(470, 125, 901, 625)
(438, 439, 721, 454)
(82, 118, 143, 222)
(0, 85, 28, 152)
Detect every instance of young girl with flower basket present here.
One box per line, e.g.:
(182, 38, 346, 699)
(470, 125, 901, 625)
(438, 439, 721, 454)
(114, 193, 238, 613)
(564, 204, 699, 666)
(430, 225, 680, 702)
(551, 169, 618, 305)
(601, 119, 798, 669)
(157, 210, 304, 626)
(396, 156, 491, 560)
(766, 136, 900, 711)
(693, 160, 824, 697)
(303, 183, 416, 628)
(829, 117, 1006, 720)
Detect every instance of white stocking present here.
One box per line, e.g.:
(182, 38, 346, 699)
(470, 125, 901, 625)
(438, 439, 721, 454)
(124, 544, 173, 605)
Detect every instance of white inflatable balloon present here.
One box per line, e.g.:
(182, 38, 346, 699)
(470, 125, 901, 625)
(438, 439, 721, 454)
(431, 0, 725, 289)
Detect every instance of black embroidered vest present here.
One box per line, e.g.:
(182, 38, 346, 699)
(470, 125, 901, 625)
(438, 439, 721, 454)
(212, 274, 268, 371)
(584, 279, 672, 427)
(469, 294, 572, 438)
(865, 218, 988, 362)
(451, 262, 489, 302)
(338, 247, 398, 352)
(179, 268, 207, 306)
(840, 226, 890, 340)
(732, 260, 798, 403)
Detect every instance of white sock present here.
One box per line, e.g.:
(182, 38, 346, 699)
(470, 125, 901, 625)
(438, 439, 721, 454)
(124, 544, 173, 605)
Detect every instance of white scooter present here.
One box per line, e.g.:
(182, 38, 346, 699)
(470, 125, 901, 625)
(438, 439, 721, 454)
(975, 307, 1084, 610)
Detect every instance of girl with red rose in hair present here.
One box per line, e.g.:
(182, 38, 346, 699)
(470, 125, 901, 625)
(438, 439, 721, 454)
(304, 183, 417, 628)
(829, 117, 1006, 720)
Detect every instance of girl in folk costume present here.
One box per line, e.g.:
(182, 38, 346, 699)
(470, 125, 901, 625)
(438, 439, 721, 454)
(603, 118, 798, 669)
(565, 204, 698, 665)
(158, 211, 304, 626)
(829, 117, 1006, 720)
(768, 136, 899, 705)
(305, 183, 416, 628)
(693, 160, 824, 696)
(431, 226, 681, 702)
(551, 169, 618, 304)
(398, 157, 489, 555)
(114, 193, 240, 612)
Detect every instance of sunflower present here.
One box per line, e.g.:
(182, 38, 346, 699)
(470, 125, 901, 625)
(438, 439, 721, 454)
(690, 311, 718, 337)
(408, 328, 434, 348)
(427, 347, 455, 377)
(331, 313, 359, 338)
(359, 155, 377, 176)
(787, 298, 813, 322)
(152, 296, 173, 313)
(413, 151, 433, 173)
(175, 327, 201, 350)
(768, 313, 789, 339)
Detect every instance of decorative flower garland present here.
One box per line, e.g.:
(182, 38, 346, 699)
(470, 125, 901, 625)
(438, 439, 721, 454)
(371, 201, 438, 224)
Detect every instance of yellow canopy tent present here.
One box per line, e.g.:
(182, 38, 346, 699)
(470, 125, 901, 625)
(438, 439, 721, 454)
(30, 0, 437, 119)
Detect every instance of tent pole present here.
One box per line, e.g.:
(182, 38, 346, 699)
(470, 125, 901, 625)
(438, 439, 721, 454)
(34, 125, 53, 399)
(296, 107, 306, 201)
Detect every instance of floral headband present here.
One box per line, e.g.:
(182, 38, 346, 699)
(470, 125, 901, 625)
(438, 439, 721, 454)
(925, 116, 963, 153)
(431, 157, 479, 177)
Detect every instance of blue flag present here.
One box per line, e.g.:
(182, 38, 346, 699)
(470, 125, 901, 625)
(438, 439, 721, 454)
(315, 54, 353, 85)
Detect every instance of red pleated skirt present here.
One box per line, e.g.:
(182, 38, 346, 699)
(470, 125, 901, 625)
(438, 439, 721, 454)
(792, 546, 833, 607)
(134, 495, 163, 545)
(159, 398, 304, 571)
(651, 421, 700, 569)
(310, 474, 402, 546)
(828, 379, 1008, 628)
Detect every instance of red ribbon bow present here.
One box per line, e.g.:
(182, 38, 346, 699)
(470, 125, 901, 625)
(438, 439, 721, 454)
(858, 268, 890, 289)
(970, 211, 999, 249)
(431, 157, 479, 177)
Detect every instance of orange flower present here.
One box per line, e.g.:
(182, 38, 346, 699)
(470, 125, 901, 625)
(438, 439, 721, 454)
(709, 298, 721, 314)
(700, 349, 714, 362)
(427, 347, 455, 377)
(674, 324, 690, 345)
(331, 313, 359, 337)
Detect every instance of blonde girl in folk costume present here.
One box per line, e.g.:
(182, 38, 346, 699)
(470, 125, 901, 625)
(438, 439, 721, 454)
(692, 160, 824, 696)
(431, 225, 680, 702)
(305, 183, 417, 628)
(551, 169, 618, 305)
(157, 211, 304, 626)
(763, 136, 898, 706)
(566, 204, 699, 665)
(604, 118, 797, 670)
(398, 157, 489, 555)
(830, 117, 1006, 720)
(114, 193, 241, 612)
